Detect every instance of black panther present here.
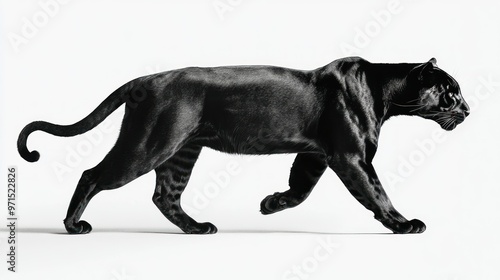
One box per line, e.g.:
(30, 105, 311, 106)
(18, 56, 470, 234)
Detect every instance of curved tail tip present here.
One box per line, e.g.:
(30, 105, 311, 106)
(25, 150, 40, 162)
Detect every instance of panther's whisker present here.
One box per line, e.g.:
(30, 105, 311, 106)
(434, 114, 451, 119)
(409, 105, 427, 112)
(443, 118, 455, 129)
(429, 110, 454, 116)
(420, 112, 442, 118)
(440, 120, 449, 128)
(390, 97, 421, 108)
(442, 116, 453, 120)
(437, 118, 450, 125)
(391, 102, 423, 108)
(405, 97, 421, 103)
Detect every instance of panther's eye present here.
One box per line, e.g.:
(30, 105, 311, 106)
(441, 91, 458, 110)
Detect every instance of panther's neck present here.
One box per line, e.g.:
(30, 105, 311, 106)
(368, 63, 421, 122)
(315, 59, 422, 125)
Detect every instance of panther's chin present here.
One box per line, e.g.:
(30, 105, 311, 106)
(434, 114, 466, 131)
(439, 120, 458, 131)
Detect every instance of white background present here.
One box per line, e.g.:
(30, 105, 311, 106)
(1, 0, 500, 279)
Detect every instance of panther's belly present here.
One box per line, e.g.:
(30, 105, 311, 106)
(192, 127, 324, 155)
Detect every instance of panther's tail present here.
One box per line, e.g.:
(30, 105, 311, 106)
(18, 80, 136, 162)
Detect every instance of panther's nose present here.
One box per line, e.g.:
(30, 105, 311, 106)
(460, 102, 470, 117)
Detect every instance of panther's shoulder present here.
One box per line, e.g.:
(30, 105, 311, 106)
(314, 57, 371, 85)
(331, 56, 370, 73)
(336, 56, 368, 63)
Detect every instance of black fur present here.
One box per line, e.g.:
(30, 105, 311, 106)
(18, 56, 469, 234)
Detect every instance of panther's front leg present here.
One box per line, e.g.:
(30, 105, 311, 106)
(260, 153, 328, 215)
(329, 156, 426, 234)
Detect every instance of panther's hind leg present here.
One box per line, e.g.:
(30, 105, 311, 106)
(153, 143, 217, 234)
(261, 153, 328, 215)
(63, 146, 166, 234)
(63, 167, 101, 234)
(64, 113, 197, 234)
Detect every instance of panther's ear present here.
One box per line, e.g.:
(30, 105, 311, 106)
(417, 58, 437, 82)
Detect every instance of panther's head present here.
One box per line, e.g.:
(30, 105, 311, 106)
(409, 58, 470, 131)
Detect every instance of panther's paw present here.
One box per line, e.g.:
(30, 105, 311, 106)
(184, 222, 218, 234)
(383, 219, 426, 234)
(64, 220, 93, 234)
(407, 219, 426, 234)
(260, 192, 288, 215)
